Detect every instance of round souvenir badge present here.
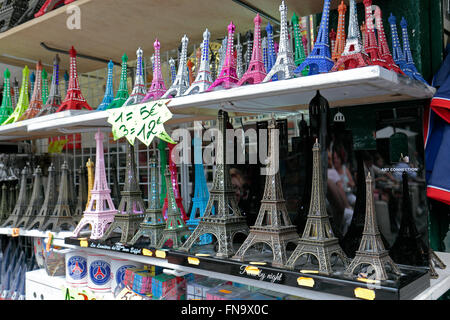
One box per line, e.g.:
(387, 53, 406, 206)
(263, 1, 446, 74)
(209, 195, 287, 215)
(89, 260, 111, 286)
(67, 255, 87, 280)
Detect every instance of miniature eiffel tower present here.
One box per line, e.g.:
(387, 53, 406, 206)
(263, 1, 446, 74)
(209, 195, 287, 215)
(263, 2, 296, 81)
(237, 14, 266, 86)
(217, 37, 227, 75)
(143, 39, 167, 102)
(295, 0, 334, 76)
(0, 184, 9, 224)
(244, 30, 253, 72)
(73, 166, 87, 220)
(373, 6, 403, 74)
(162, 35, 190, 98)
(345, 173, 401, 280)
(37, 54, 62, 116)
(330, 29, 336, 58)
(41, 161, 77, 232)
(262, 37, 268, 74)
(286, 140, 348, 274)
(233, 120, 299, 267)
(187, 59, 195, 85)
(0, 69, 13, 124)
(388, 14, 411, 77)
(2, 167, 29, 228)
(400, 17, 428, 84)
(17, 166, 45, 229)
(158, 140, 168, 208)
(96, 60, 115, 111)
(207, 22, 239, 91)
(128, 158, 165, 246)
(41, 68, 49, 106)
(184, 29, 213, 96)
(236, 33, 244, 79)
(8, 184, 16, 214)
(28, 163, 57, 230)
(363, 0, 388, 69)
(124, 48, 147, 106)
(186, 136, 213, 245)
(210, 47, 218, 82)
(331, 0, 371, 71)
(29, 71, 35, 101)
(2, 66, 29, 125)
(107, 54, 129, 110)
(168, 57, 177, 86)
(292, 12, 308, 76)
(85, 158, 94, 210)
(162, 143, 188, 221)
(56, 46, 92, 112)
(12, 78, 19, 110)
(101, 142, 145, 243)
(332, 1, 347, 63)
(19, 61, 43, 120)
(265, 22, 278, 81)
(180, 110, 249, 257)
(72, 131, 117, 239)
(157, 167, 191, 250)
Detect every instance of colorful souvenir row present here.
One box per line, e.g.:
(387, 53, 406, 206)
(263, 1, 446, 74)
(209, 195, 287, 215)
(0, 0, 427, 127)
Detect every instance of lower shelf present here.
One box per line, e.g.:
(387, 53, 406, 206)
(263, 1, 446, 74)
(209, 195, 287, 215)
(64, 236, 431, 300)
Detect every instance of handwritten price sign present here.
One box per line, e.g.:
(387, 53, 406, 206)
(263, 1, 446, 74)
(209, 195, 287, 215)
(107, 99, 175, 146)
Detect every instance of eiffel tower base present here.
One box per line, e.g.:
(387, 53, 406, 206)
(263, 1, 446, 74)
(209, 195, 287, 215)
(2, 213, 23, 228)
(42, 215, 78, 232)
(180, 218, 249, 258)
(286, 239, 349, 275)
(16, 214, 37, 230)
(72, 212, 116, 240)
(345, 251, 401, 280)
(429, 249, 447, 279)
(28, 215, 51, 231)
(101, 213, 145, 244)
(331, 53, 371, 72)
(157, 227, 192, 250)
(128, 224, 165, 247)
(233, 228, 299, 267)
(186, 221, 213, 245)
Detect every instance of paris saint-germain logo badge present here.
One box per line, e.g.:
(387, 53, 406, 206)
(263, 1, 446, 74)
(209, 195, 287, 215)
(89, 260, 111, 285)
(67, 256, 87, 280)
(116, 265, 135, 285)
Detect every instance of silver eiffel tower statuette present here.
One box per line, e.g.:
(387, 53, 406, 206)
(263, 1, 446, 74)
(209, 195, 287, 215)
(162, 35, 190, 98)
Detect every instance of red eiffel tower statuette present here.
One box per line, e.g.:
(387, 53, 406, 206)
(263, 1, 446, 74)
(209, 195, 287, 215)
(363, 0, 388, 68)
(56, 46, 92, 112)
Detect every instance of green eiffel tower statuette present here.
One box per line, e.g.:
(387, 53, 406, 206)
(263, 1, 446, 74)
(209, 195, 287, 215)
(2, 66, 29, 125)
(107, 53, 129, 110)
(41, 68, 49, 105)
(0, 69, 13, 124)
(292, 12, 308, 76)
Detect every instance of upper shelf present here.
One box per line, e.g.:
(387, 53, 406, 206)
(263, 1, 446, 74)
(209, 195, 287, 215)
(0, 0, 360, 73)
(0, 66, 436, 142)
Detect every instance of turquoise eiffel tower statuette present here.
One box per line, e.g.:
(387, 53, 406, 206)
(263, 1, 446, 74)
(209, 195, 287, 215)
(107, 53, 129, 110)
(97, 60, 114, 111)
(0, 69, 13, 124)
(41, 68, 49, 106)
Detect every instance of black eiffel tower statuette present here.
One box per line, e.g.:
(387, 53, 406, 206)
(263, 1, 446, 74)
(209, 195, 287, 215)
(17, 166, 45, 229)
(128, 157, 165, 246)
(73, 166, 88, 221)
(2, 167, 29, 228)
(0, 184, 9, 224)
(180, 110, 249, 258)
(28, 163, 57, 231)
(101, 142, 145, 243)
(42, 161, 78, 232)
(345, 173, 401, 280)
(156, 167, 191, 250)
(286, 140, 349, 274)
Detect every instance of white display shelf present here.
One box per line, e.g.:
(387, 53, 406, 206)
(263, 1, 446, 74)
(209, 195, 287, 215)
(2, 66, 434, 142)
(0, 227, 73, 240)
(414, 252, 450, 300)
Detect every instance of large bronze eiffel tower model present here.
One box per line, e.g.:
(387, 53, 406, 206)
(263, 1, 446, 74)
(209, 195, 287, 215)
(2, 167, 29, 228)
(42, 161, 78, 232)
(28, 163, 57, 230)
(286, 141, 348, 274)
(101, 142, 145, 244)
(180, 110, 249, 258)
(156, 167, 191, 250)
(128, 157, 165, 247)
(345, 173, 401, 280)
(17, 166, 44, 229)
(233, 120, 299, 267)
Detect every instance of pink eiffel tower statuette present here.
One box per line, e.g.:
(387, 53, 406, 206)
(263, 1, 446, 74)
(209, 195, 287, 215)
(237, 14, 266, 86)
(72, 129, 117, 239)
(19, 61, 43, 120)
(207, 22, 239, 92)
(57, 46, 92, 112)
(142, 39, 167, 102)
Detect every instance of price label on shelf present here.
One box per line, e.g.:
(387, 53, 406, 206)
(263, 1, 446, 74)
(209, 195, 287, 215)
(107, 99, 175, 146)
(11, 228, 20, 237)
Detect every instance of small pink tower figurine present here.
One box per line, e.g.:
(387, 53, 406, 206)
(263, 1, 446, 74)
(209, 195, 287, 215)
(57, 46, 92, 112)
(237, 14, 266, 86)
(72, 129, 117, 239)
(207, 22, 239, 92)
(142, 39, 167, 102)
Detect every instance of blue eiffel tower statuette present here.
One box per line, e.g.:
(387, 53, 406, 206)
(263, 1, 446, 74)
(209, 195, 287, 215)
(97, 60, 114, 111)
(294, 0, 335, 76)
